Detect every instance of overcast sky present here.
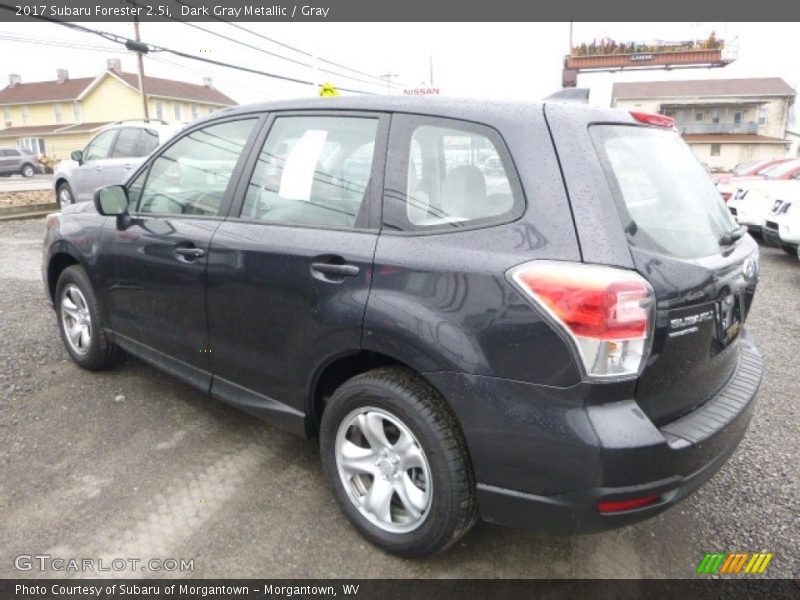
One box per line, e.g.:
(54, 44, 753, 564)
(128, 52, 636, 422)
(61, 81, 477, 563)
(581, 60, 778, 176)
(1, 21, 798, 123)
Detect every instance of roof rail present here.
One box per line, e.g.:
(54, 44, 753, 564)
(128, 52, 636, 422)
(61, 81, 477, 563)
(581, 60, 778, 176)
(544, 88, 590, 103)
(111, 118, 170, 126)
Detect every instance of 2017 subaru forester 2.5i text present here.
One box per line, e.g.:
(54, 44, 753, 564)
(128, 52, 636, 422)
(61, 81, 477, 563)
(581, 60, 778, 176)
(42, 94, 763, 557)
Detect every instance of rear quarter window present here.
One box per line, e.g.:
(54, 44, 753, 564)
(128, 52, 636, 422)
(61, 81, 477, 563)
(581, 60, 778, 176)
(383, 115, 524, 233)
(590, 125, 737, 259)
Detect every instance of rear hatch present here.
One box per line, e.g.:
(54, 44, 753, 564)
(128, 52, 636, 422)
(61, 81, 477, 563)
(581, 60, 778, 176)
(589, 123, 759, 425)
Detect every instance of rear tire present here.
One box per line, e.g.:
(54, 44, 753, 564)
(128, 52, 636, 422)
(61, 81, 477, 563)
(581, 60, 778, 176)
(781, 244, 798, 256)
(55, 265, 121, 370)
(320, 366, 477, 557)
(21, 163, 35, 178)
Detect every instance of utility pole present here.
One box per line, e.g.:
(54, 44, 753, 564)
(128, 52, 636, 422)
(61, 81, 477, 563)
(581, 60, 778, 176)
(133, 18, 149, 119)
(380, 71, 398, 94)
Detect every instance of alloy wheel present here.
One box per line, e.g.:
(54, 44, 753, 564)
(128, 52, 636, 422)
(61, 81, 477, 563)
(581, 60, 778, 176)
(335, 407, 432, 533)
(60, 284, 92, 356)
(58, 186, 73, 209)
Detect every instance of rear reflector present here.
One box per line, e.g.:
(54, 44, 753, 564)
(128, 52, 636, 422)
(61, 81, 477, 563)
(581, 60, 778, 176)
(630, 111, 676, 129)
(598, 495, 660, 513)
(508, 261, 655, 378)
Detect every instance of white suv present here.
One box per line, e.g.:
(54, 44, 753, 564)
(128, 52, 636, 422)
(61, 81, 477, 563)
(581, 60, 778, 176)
(54, 121, 181, 209)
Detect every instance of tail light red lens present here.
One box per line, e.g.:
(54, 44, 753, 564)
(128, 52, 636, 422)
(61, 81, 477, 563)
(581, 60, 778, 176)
(629, 111, 676, 129)
(598, 494, 660, 513)
(508, 261, 655, 379)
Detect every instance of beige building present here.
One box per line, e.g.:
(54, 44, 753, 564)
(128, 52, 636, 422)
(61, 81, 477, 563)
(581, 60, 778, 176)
(612, 78, 796, 171)
(0, 59, 237, 159)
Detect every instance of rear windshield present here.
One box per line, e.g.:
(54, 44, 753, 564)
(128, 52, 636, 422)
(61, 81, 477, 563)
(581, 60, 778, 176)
(590, 125, 738, 259)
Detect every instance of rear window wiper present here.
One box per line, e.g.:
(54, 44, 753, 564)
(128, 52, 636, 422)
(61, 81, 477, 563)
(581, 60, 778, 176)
(719, 226, 746, 246)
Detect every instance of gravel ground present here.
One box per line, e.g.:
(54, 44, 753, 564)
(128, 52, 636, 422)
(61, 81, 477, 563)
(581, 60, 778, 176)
(0, 217, 797, 579)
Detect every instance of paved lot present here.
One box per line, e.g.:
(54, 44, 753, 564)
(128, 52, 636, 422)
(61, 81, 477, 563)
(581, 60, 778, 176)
(0, 174, 53, 193)
(0, 217, 797, 579)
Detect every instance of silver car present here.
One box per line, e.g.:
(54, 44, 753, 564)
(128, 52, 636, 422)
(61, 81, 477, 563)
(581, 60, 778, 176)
(54, 120, 181, 209)
(0, 146, 38, 177)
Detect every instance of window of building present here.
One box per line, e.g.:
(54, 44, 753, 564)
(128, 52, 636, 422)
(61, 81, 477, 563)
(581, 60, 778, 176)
(733, 112, 742, 125)
(2, 106, 10, 124)
(758, 108, 767, 125)
(711, 109, 720, 124)
(173, 102, 181, 121)
(695, 112, 703, 122)
(19, 137, 46, 154)
(208, 106, 214, 114)
(54, 103, 64, 123)
(191, 104, 199, 120)
(21, 105, 29, 124)
(710, 143, 721, 157)
(73, 101, 82, 123)
(155, 100, 164, 121)
(241, 116, 379, 229)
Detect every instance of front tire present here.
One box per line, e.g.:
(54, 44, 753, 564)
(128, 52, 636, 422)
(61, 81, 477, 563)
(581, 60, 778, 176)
(320, 367, 477, 557)
(21, 163, 35, 178)
(57, 182, 75, 209)
(55, 266, 121, 370)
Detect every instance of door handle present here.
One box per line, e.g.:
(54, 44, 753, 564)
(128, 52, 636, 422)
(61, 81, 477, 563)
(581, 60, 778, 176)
(310, 262, 360, 278)
(123, 164, 134, 170)
(174, 247, 206, 261)
(95, 166, 103, 172)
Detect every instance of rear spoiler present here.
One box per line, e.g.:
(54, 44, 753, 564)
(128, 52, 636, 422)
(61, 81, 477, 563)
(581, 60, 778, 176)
(544, 88, 590, 103)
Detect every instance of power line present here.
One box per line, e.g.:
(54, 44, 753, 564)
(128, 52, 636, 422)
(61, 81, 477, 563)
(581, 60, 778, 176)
(124, 0, 315, 70)
(172, 19, 386, 89)
(0, 31, 119, 52)
(173, 0, 408, 88)
(0, 4, 375, 94)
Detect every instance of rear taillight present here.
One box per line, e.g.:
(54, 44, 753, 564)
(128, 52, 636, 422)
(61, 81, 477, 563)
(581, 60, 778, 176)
(508, 261, 655, 379)
(629, 111, 676, 129)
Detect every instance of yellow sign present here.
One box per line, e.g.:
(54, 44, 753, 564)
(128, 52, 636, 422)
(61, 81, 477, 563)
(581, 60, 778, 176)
(319, 83, 339, 97)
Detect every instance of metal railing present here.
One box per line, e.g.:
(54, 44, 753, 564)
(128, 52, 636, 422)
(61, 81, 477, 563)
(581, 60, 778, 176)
(678, 122, 759, 135)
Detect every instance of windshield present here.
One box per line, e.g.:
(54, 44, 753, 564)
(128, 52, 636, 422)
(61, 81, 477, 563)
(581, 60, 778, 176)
(732, 160, 761, 176)
(591, 125, 738, 259)
(763, 160, 800, 179)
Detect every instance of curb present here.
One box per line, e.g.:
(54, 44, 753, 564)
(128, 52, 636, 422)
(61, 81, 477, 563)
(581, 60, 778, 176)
(0, 203, 59, 221)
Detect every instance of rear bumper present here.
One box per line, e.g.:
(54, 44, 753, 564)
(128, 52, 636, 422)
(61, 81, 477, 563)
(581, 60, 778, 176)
(426, 331, 763, 534)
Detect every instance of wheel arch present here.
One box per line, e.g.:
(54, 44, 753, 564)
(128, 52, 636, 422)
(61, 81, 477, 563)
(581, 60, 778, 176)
(47, 244, 85, 302)
(307, 349, 461, 438)
(54, 176, 70, 201)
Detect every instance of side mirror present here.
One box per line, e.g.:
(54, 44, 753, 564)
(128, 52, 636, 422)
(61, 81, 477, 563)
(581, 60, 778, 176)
(94, 185, 128, 216)
(70, 149, 83, 164)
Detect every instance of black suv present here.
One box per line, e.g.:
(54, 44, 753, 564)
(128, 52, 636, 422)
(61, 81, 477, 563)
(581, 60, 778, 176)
(42, 95, 763, 556)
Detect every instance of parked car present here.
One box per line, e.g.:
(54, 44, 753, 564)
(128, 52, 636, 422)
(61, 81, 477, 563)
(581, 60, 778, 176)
(53, 120, 181, 209)
(760, 182, 800, 255)
(728, 165, 800, 235)
(42, 96, 763, 556)
(715, 157, 796, 201)
(0, 145, 38, 177)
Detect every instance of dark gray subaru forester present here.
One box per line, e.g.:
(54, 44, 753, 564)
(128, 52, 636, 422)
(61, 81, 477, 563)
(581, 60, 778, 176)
(42, 94, 763, 556)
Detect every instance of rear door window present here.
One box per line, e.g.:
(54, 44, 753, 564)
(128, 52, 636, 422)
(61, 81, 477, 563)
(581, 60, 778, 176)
(111, 127, 159, 158)
(383, 115, 524, 232)
(590, 125, 738, 258)
(240, 115, 379, 230)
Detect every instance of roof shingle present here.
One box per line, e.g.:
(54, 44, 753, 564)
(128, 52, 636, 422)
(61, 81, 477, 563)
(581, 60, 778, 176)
(613, 78, 796, 100)
(0, 70, 236, 106)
